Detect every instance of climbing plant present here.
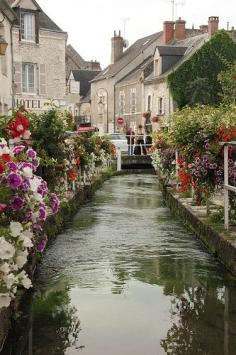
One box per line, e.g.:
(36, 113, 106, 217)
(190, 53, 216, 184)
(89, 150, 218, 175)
(167, 30, 236, 108)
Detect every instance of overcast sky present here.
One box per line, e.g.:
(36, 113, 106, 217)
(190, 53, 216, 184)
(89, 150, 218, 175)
(38, 0, 235, 68)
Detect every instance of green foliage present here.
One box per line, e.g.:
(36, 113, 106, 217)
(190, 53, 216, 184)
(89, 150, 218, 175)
(167, 30, 236, 107)
(218, 62, 236, 105)
(185, 77, 211, 106)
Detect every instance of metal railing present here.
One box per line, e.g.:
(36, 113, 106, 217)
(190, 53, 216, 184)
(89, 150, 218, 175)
(126, 134, 152, 156)
(222, 142, 236, 230)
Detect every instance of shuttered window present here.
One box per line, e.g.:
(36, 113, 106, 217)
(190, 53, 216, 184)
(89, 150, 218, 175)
(22, 63, 37, 93)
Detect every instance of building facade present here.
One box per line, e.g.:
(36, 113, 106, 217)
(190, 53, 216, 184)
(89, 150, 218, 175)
(0, 0, 16, 115)
(9, 0, 67, 112)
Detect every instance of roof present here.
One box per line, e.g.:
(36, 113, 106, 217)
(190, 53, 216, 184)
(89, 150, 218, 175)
(116, 56, 152, 85)
(144, 33, 208, 83)
(92, 31, 163, 82)
(156, 45, 187, 56)
(71, 70, 101, 97)
(0, 0, 17, 22)
(9, 0, 65, 33)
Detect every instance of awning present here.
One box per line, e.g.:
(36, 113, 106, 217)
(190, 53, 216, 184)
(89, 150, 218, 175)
(77, 126, 97, 133)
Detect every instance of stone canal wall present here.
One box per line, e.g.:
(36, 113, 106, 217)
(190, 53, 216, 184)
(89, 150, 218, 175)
(162, 184, 236, 276)
(0, 167, 115, 352)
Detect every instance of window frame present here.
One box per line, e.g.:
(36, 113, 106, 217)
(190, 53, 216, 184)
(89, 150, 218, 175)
(119, 91, 125, 116)
(22, 62, 37, 94)
(20, 11, 36, 42)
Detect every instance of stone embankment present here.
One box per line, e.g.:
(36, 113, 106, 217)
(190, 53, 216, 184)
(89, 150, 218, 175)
(162, 183, 236, 276)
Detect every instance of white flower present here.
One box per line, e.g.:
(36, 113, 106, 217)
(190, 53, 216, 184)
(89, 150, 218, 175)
(30, 177, 41, 192)
(0, 293, 11, 308)
(17, 271, 32, 289)
(3, 273, 15, 290)
(15, 250, 28, 268)
(33, 193, 43, 202)
(10, 221, 23, 238)
(0, 263, 10, 275)
(0, 238, 15, 260)
(23, 130, 31, 140)
(22, 229, 33, 240)
(19, 234, 33, 248)
(22, 167, 33, 179)
(0, 138, 7, 146)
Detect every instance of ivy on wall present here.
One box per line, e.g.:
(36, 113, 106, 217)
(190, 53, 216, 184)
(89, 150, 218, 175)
(167, 30, 236, 108)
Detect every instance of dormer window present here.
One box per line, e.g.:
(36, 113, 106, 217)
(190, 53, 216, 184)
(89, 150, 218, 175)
(20, 12, 36, 42)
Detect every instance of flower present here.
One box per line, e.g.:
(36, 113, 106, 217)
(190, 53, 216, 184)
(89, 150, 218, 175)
(17, 270, 32, 289)
(12, 145, 25, 155)
(0, 238, 15, 260)
(27, 148, 37, 160)
(8, 113, 30, 139)
(0, 294, 11, 308)
(11, 195, 24, 210)
(15, 250, 28, 268)
(38, 206, 47, 221)
(22, 167, 33, 179)
(0, 162, 6, 174)
(10, 221, 23, 237)
(7, 173, 22, 189)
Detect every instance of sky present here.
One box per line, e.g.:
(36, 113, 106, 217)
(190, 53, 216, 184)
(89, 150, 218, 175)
(38, 0, 236, 69)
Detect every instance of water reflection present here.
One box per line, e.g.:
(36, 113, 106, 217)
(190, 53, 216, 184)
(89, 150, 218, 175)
(3, 175, 236, 355)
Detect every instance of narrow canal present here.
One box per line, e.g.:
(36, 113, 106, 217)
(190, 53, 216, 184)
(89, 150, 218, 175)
(3, 175, 236, 355)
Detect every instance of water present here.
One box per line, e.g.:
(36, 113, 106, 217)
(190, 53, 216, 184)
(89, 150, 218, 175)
(3, 175, 236, 355)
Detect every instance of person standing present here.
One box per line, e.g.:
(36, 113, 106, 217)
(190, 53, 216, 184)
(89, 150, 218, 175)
(135, 125, 146, 155)
(126, 128, 135, 156)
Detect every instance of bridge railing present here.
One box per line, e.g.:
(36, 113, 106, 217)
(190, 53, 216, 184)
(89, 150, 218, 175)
(125, 134, 152, 156)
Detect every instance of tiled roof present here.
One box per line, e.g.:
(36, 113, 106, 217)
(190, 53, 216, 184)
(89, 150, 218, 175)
(92, 31, 163, 82)
(93, 28, 206, 83)
(0, 0, 17, 21)
(116, 56, 152, 85)
(72, 70, 101, 97)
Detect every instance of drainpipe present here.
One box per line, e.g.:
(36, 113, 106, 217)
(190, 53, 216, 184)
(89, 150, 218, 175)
(10, 23, 15, 110)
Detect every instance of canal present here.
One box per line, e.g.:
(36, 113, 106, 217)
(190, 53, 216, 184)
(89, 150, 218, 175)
(3, 174, 236, 355)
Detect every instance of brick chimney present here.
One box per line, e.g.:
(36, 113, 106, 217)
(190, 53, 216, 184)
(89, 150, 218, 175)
(111, 30, 123, 64)
(208, 16, 219, 37)
(163, 21, 175, 44)
(175, 17, 186, 41)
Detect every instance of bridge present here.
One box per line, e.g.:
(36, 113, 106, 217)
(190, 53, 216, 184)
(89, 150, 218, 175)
(117, 154, 154, 172)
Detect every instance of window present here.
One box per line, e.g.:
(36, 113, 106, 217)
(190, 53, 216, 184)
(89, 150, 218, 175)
(22, 63, 37, 93)
(20, 12, 35, 42)
(130, 89, 136, 113)
(147, 94, 152, 111)
(158, 97, 165, 115)
(119, 91, 125, 115)
(69, 79, 80, 94)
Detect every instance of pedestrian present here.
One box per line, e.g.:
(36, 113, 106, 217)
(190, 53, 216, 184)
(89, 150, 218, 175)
(126, 128, 135, 156)
(134, 125, 146, 155)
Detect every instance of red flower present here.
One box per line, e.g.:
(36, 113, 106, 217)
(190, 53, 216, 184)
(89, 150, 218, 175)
(68, 169, 78, 181)
(8, 112, 30, 138)
(1, 154, 10, 162)
(76, 157, 81, 166)
(0, 162, 6, 174)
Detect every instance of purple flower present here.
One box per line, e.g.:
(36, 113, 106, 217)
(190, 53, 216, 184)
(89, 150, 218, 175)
(27, 148, 37, 160)
(32, 159, 39, 171)
(38, 206, 47, 221)
(12, 145, 25, 155)
(11, 195, 24, 210)
(36, 237, 47, 253)
(205, 143, 209, 150)
(21, 179, 30, 191)
(7, 172, 22, 189)
(25, 210, 33, 221)
(50, 193, 60, 214)
(202, 156, 208, 163)
(8, 162, 18, 171)
(33, 224, 43, 232)
(19, 162, 33, 170)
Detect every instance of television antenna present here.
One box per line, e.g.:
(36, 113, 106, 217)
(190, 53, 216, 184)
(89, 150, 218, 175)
(120, 17, 130, 40)
(171, 0, 185, 21)
(160, 0, 185, 21)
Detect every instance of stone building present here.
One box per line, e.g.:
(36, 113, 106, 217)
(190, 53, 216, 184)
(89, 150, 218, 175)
(66, 69, 101, 120)
(8, 0, 67, 112)
(0, 0, 16, 114)
(91, 17, 234, 134)
(66, 44, 101, 80)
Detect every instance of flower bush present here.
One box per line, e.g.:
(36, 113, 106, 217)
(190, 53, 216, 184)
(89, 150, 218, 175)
(0, 112, 60, 309)
(151, 104, 236, 206)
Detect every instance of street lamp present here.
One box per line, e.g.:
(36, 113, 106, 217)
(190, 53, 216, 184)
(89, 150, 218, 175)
(97, 88, 108, 133)
(0, 35, 8, 55)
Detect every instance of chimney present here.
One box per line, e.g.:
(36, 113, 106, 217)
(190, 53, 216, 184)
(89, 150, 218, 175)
(208, 16, 219, 37)
(163, 21, 175, 44)
(199, 25, 208, 33)
(111, 30, 123, 64)
(175, 17, 186, 41)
